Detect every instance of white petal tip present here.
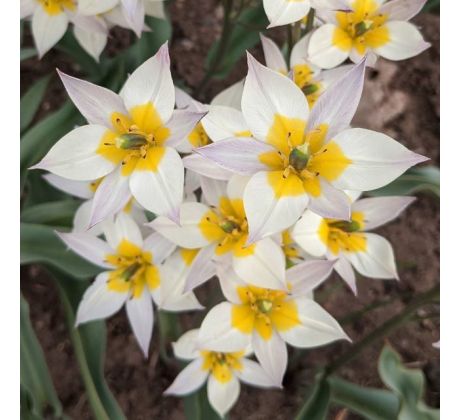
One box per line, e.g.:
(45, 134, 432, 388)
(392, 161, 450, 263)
(167, 208, 181, 225)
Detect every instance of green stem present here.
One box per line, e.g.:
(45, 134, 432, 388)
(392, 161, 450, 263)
(194, 0, 234, 97)
(158, 311, 181, 366)
(324, 284, 440, 376)
(56, 284, 109, 420)
(305, 8, 315, 33)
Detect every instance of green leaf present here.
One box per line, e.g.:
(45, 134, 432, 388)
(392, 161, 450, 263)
(20, 223, 102, 279)
(367, 166, 440, 198)
(21, 75, 51, 133)
(328, 376, 399, 420)
(21, 48, 37, 61)
(21, 295, 63, 419)
(206, 4, 269, 79)
(184, 387, 222, 420)
(295, 378, 331, 420)
(378, 345, 440, 420)
(21, 200, 80, 226)
(50, 268, 126, 420)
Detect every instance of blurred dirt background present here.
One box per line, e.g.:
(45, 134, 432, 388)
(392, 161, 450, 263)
(21, 3, 440, 419)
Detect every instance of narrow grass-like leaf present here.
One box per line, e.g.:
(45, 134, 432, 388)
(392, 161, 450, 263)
(21, 200, 80, 226)
(20, 295, 63, 418)
(295, 378, 331, 420)
(20, 223, 101, 279)
(21, 75, 51, 132)
(21, 48, 37, 61)
(49, 268, 126, 420)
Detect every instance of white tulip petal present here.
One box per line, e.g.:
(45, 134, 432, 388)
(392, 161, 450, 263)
(352, 196, 416, 231)
(308, 24, 350, 69)
(332, 128, 429, 191)
(69, 12, 107, 34)
(279, 297, 349, 348)
(21, 0, 36, 19)
(78, 0, 118, 15)
(252, 331, 287, 387)
(120, 0, 145, 37)
(345, 233, 399, 279)
(76, 272, 128, 325)
(379, 0, 426, 21)
(198, 302, 251, 352)
(264, 0, 311, 28)
(374, 21, 430, 61)
(236, 358, 279, 388)
(122, 43, 174, 123)
(183, 154, 234, 181)
(291, 210, 327, 257)
(200, 178, 228, 207)
(164, 358, 209, 396)
(32, 7, 68, 58)
(201, 106, 249, 142)
(164, 109, 207, 148)
(233, 238, 286, 290)
(43, 174, 94, 199)
(217, 263, 247, 304)
(58, 71, 127, 129)
(73, 200, 104, 236)
(308, 59, 365, 137)
(56, 231, 114, 269)
(89, 167, 132, 228)
(288, 259, 335, 296)
(290, 33, 318, 69)
(210, 79, 244, 109)
(317, 64, 354, 92)
(307, 179, 351, 220)
(195, 138, 275, 175)
(143, 232, 176, 264)
(260, 34, 288, 73)
(184, 245, 217, 292)
(103, 212, 143, 250)
(73, 26, 107, 63)
(129, 147, 184, 221)
(126, 288, 154, 357)
(149, 202, 210, 248)
(207, 375, 240, 418)
(242, 53, 309, 141)
(172, 329, 201, 360)
(30, 125, 116, 181)
(334, 256, 357, 295)
(244, 171, 309, 243)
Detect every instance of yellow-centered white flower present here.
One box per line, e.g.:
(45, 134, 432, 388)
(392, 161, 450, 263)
(194, 55, 428, 242)
(308, 0, 430, 68)
(56, 212, 202, 357)
(164, 329, 279, 418)
(31, 44, 206, 226)
(20, 0, 108, 58)
(196, 261, 347, 386)
(292, 195, 416, 294)
(150, 175, 287, 291)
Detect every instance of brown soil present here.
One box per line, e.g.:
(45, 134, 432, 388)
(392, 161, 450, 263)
(21, 5, 439, 419)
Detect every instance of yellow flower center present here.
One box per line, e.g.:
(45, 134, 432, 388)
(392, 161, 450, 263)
(39, 0, 75, 15)
(105, 239, 160, 298)
(258, 116, 351, 199)
(318, 211, 367, 255)
(201, 350, 244, 383)
(231, 286, 300, 340)
(199, 197, 255, 257)
(97, 103, 171, 176)
(333, 0, 390, 55)
(292, 64, 322, 108)
(188, 122, 211, 148)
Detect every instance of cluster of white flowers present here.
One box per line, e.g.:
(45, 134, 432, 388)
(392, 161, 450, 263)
(30, 0, 431, 416)
(20, 0, 165, 60)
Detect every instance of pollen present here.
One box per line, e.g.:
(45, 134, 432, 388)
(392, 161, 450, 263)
(201, 351, 244, 383)
(105, 239, 159, 298)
